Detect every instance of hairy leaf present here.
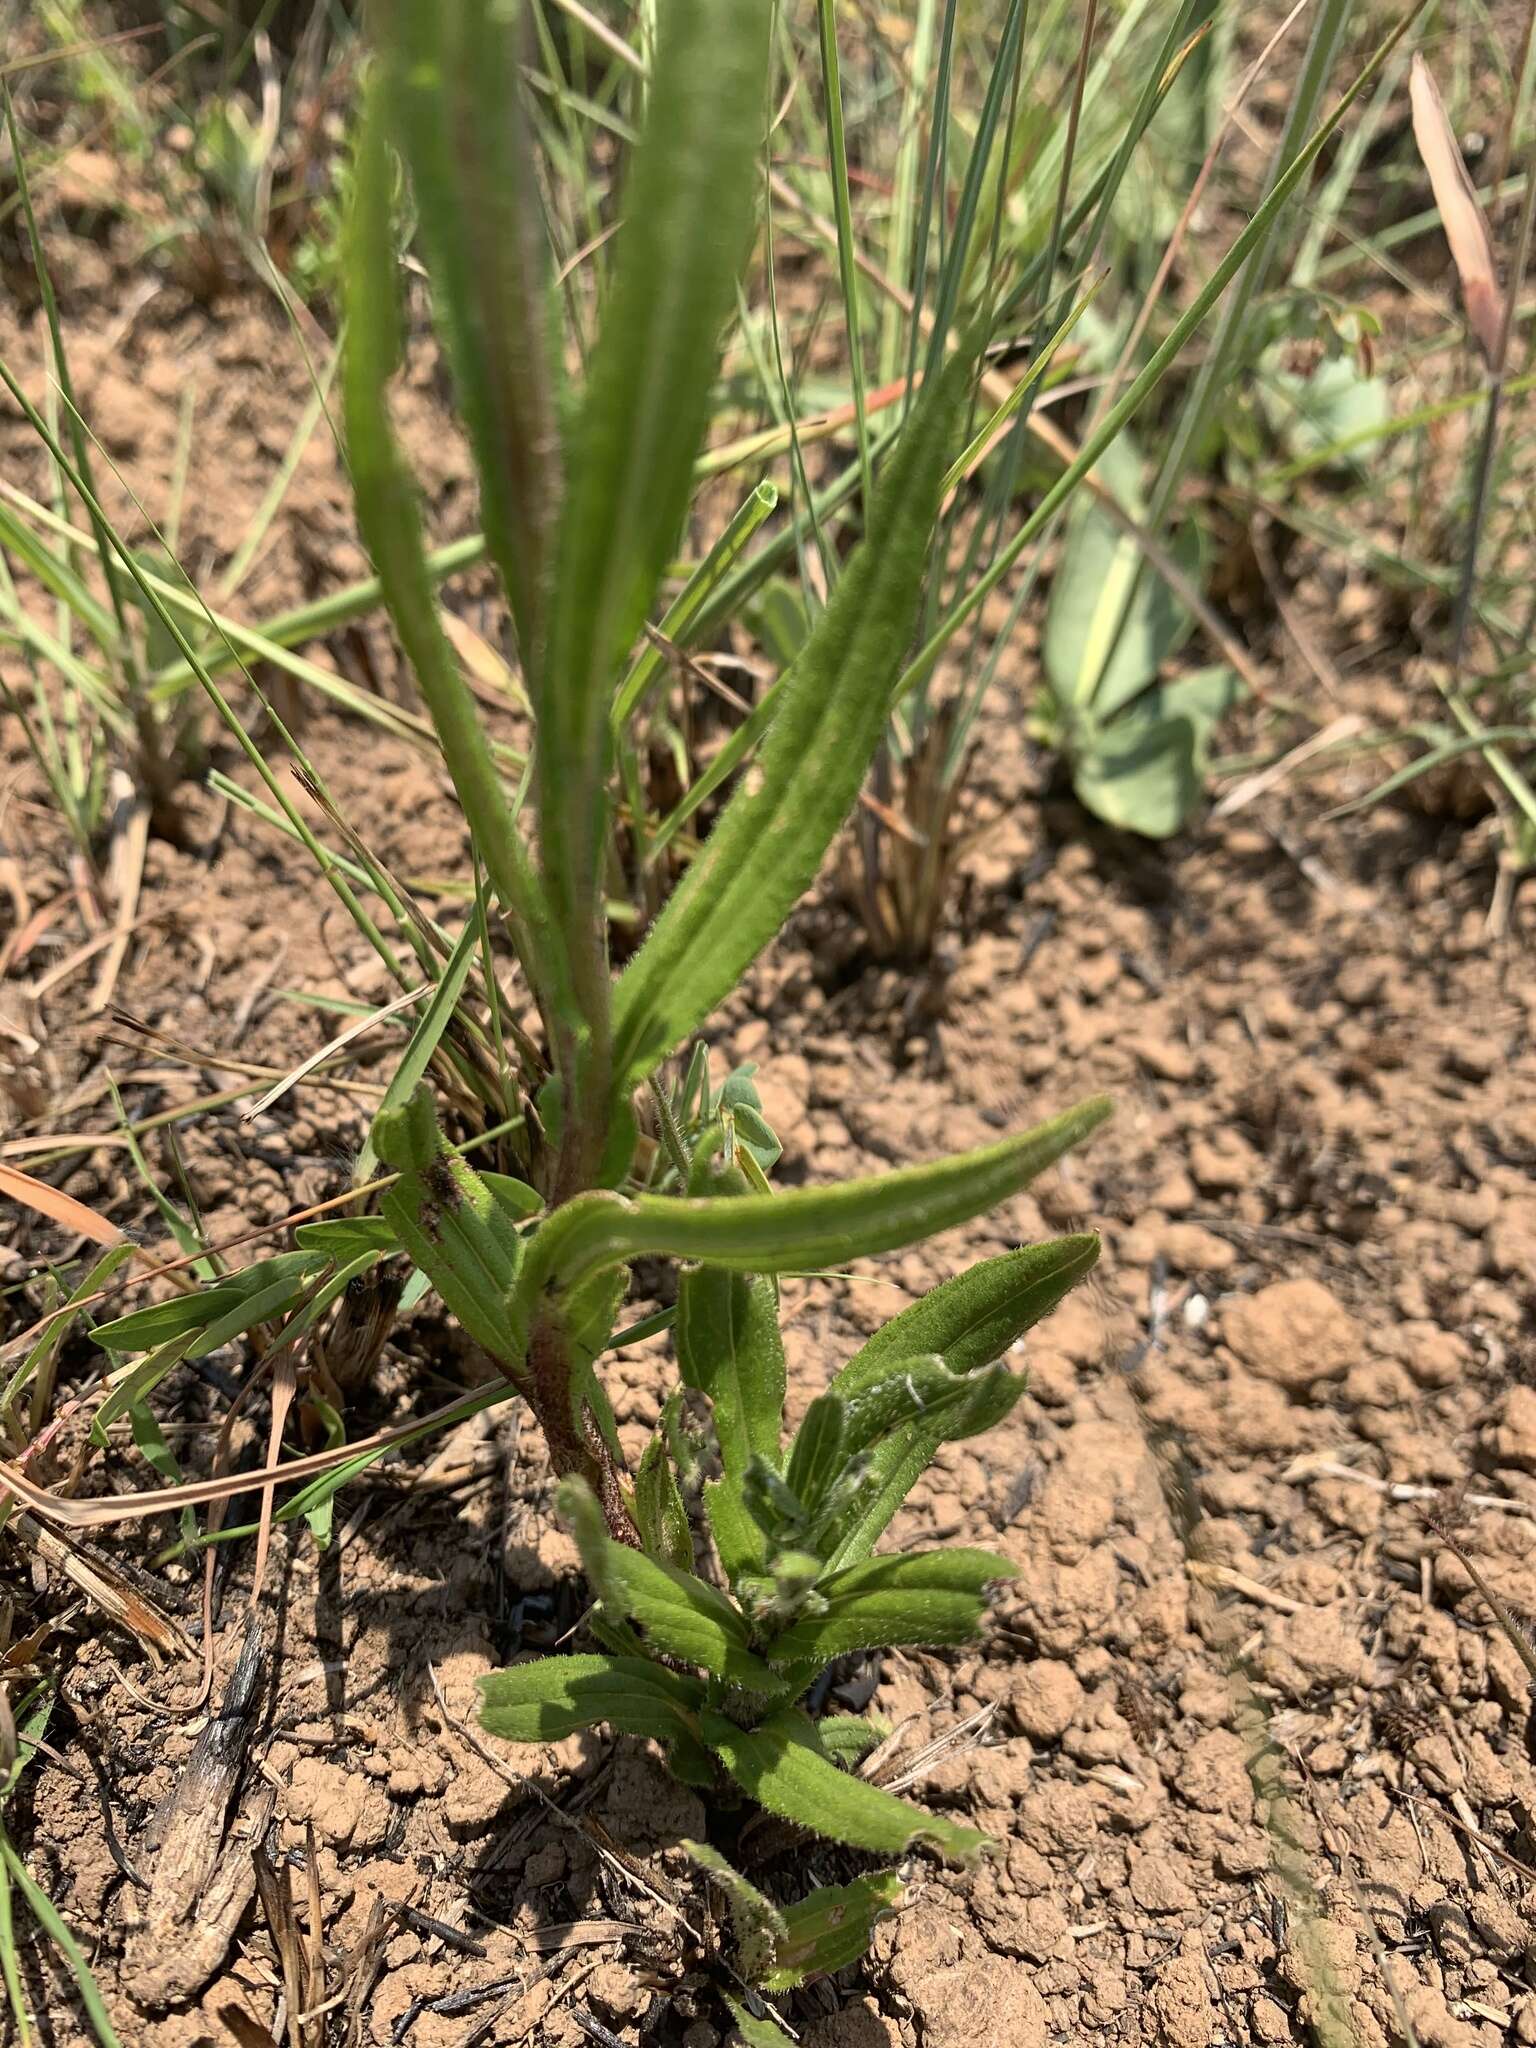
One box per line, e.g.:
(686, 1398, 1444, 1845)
(782, 1393, 846, 1515)
(478, 1652, 704, 1747)
(561, 1479, 782, 1692)
(767, 1550, 1015, 1665)
(831, 1233, 1101, 1399)
(612, 344, 980, 1089)
(675, 1161, 786, 1576)
(372, 1085, 524, 1368)
(702, 1707, 989, 1861)
(513, 1101, 1110, 1324)
(371, 0, 560, 679)
(765, 1871, 904, 1990)
(822, 1234, 1102, 1569)
(341, 83, 552, 1010)
(634, 1403, 694, 1572)
(539, 0, 772, 1035)
(683, 1841, 787, 1984)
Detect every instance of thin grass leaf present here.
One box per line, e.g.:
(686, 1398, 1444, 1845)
(898, 0, 1429, 698)
(351, 920, 480, 1186)
(0, 1834, 121, 2048)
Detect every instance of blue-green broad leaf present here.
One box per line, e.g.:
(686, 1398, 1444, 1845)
(766, 1550, 1016, 1665)
(701, 1707, 988, 1862)
(1071, 665, 1242, 839)
(1043, 431, 1200, 724)
(612, 343, 982, 1090)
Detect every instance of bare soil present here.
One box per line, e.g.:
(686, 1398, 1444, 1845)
(4, 178, 1536, 2048)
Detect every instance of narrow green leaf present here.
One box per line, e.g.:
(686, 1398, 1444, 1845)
(782, 1394, 846, 1515)
(352, 913, 480, 1185)
(676, 1165, 787, 1550)
(683, 1841, 787, 1984)
(561, 1478, 782, 1692)
(612, 480, 779, 732)
(702, 1707, 988, 1862)
(91, 1253, 317, 1355)
(371, 0, 560, 682)
(724, 1995, 796, 2047)
(340, 82, 552, 1008)
(0, 1835, 121, 2048)
(478, 1652, 705, 1746)
(831, 1232, 1101, 1398)
(767, 1550, 1015, 1665)
(822, 1234, 1101, 1569)
(293, 1217, 400, 1258)
(813, 1716, 887, 1768)
(372, 1086, 524, 1368)
(634, 1403, 694, 1572)
(612, 344, 980, 1088)
(515, 1100, 1110, 1322)
(539, 0, 772, 1058)
(764, 1870, 904, 1991)
(0, 1243, 133, 1429)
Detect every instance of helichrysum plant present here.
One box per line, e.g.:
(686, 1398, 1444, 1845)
(336, 0, 1110, 1999)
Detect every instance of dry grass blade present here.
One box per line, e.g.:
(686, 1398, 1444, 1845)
(0, 1162, 123, 1247)
(0, 1380, 511, 1529)
(87, 773, 149, 1017)
(1426, 1512, 1536, 1690)
(240, 982, 429, 1123)
(9, 1512, 196, 1667)
(1409, 53, 1502, 362)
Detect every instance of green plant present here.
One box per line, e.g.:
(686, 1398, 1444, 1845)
(330, 0, 1111, 1991)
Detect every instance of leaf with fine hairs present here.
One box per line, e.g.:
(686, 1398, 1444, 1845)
(611, 343, 980, 1090)
(512, 1099, 1110, 1324)
(560, 1478, 783, 1692)
(765, 1870, 904, 1990)
(370, 0, 561, 681)
(702, 1707, 989, 1862)
(1409, 53, 1502, 363)
(340, 83, 553, 1010)
(765, 1549, 1016, 1666)
(538, 0, 773, 1019)
(477, 1652, 705, 1746)
(821, 1232, 1102, 1568)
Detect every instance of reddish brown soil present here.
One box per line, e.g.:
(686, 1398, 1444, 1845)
(4, 171, 1536, 2048)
